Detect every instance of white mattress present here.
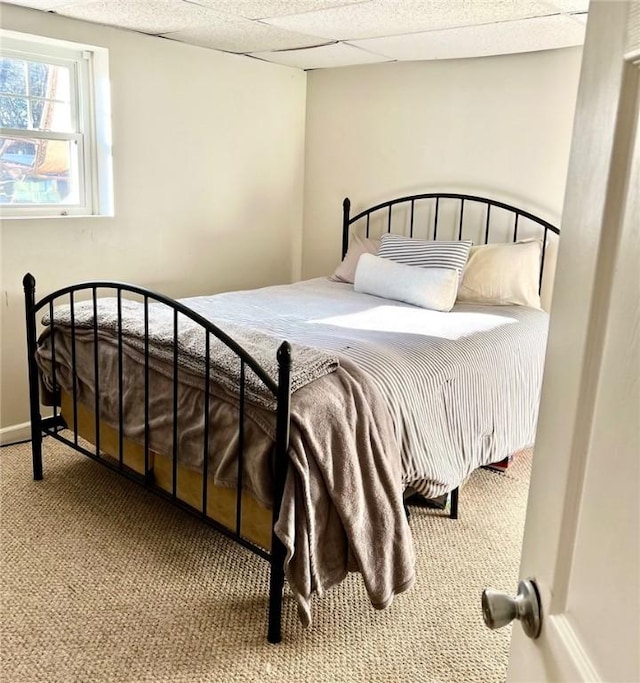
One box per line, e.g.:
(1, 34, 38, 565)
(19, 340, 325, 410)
(181, 277, 549, 497)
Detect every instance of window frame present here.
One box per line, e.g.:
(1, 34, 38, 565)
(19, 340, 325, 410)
(0, 31, 112, 219)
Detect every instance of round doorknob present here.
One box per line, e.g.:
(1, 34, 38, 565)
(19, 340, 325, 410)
(482, 578, 542, 639)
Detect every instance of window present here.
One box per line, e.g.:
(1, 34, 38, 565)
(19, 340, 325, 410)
(0, 32, 112, 218)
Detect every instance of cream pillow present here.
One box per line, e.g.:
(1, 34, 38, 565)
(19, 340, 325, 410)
(456, 240, 542, 308)
(330, 234, 379, 284)
(354, 253, 460, 312)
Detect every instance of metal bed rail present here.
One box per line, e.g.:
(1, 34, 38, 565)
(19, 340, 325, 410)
(23, 273, 292, 644)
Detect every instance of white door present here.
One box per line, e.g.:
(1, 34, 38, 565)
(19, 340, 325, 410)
(504, 2, 640, 681)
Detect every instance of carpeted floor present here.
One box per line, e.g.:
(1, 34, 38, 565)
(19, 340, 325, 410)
(0, 438, 531, 683)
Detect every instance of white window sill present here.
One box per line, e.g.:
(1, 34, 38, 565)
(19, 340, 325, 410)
(0, 213, 114, 220)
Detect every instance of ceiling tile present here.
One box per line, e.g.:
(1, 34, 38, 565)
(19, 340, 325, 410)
(2, 0, 89, 8)
(348, 13, 585, 61)
(261, 0, 556, 41)
(567, 11, 588, 25)
(250, 41, 392, 69)
(537, 0, 590, 13)
(184, 0, 366, 20)
(54, 0, 220, 35)
(164, 15, 326, 53)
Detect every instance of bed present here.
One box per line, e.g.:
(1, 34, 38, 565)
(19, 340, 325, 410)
(23, 191, 560, 643)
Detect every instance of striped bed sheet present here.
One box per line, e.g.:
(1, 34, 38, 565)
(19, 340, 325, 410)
(182, 277, 548, 498)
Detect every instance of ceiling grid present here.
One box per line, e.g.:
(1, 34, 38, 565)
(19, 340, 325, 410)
(3, 0, 589, 69)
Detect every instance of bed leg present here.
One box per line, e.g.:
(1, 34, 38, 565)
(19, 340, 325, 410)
(267, 535, 286, 644)
(449, 487, 459, 520)
(29, 418, 44, 481)
(267, 341, 292, 644)
(24, 273, 43, 481)
(403, 503, 411, 521)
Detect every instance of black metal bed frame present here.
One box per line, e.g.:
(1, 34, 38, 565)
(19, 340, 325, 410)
(23, 191, 560, 644)
(342, 191, 560, 519)
(23, 275, 292, 644)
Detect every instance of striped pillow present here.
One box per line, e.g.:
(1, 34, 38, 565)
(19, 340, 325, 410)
(378, 234, 472, 275)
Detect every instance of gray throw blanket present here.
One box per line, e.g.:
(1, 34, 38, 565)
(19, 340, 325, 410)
(276, 357, 416, 623)
(43, 298, 339, 410)
(37, 302, 415, 626)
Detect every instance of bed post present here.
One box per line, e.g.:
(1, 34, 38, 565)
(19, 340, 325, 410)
(23, 273, 43, 481)
(342, 198, 351, 259)
(267, 341, 292, 644)
(450, 487, 459, 520)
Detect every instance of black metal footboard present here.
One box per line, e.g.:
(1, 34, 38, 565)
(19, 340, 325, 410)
(23, 273, 292, 644)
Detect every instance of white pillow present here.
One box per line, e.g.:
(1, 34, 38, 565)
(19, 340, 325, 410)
(456, 240, 542, 308)
(330, 234, 379, 284)
(377, 234, 472, 276)
(354, 253, 459, 312)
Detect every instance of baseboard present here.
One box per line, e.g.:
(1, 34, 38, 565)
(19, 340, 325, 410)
(0, 421, 31, 446)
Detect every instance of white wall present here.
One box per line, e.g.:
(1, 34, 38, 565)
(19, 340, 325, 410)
(0, 6, 584, 435)
(302, 48, 583, 280)
(0, 4, 307, 432)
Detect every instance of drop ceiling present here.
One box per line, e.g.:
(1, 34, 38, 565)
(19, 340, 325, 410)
(3, 0, 589, 70)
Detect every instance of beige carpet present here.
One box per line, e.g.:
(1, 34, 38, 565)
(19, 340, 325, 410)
(1, 438, 531, 683)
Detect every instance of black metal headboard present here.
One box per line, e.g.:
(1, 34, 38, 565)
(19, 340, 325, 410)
(342, 192, 560, 294)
